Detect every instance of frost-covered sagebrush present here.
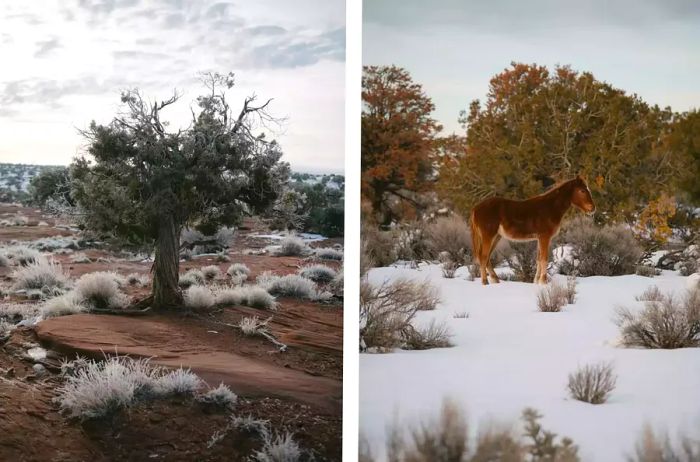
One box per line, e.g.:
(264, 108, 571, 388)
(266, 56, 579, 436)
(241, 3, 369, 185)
(314, 247, 343, 261)
(184, 285, 215, 310)
(198, 383, 238, 409)
(299, 264, 337, 283)
(258, 273, 320, 300)
(274, 235, 310, 257)
(41, 293, 85, 318)
(201, 265, 222, 281)
(179, 269, 206, 288)
(214, 286, 276, 310)
(74, 271, 130, 310)
(12, 259, 68, 291)
(153, 368, 204, 395)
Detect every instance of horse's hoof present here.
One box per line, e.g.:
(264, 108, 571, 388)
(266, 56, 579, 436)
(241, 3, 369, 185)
(491, 278, 500, 284)
(481, 280, 489, 286)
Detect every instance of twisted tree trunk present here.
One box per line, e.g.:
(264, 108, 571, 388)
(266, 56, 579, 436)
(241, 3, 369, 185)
(152, 215, 183, 309)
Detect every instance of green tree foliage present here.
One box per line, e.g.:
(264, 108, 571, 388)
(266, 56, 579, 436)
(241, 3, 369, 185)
(289, 178, 344, 237)
(438, 63, 683, 223)
(71, 72, 288, 309)
(29, 166, 74, 207)
(362, 65, 442, 224)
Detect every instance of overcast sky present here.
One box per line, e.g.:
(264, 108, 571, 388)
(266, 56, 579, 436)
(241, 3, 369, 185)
(0, 0, 345, 173)
(364, 0, 700, 135)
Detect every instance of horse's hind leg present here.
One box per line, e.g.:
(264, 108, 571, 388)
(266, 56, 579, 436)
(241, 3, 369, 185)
(479, 233, 496, 285)
(486, 234, 501, 283)
(536, 235, 551, 284)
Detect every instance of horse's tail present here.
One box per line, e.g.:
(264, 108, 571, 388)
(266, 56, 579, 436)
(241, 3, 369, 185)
(470, 209, 481, 262)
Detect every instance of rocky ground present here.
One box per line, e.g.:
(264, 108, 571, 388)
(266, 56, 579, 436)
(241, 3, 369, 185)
(0, 204, 343, 461)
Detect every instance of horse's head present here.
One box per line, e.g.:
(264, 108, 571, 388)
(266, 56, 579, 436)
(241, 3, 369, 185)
(570, 176, 595, 214)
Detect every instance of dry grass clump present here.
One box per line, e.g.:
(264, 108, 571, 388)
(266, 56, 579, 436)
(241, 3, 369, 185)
(7, 246, 44, 266)
(403, 319, 453, 350)
(299, 264, 337, 283)
(274, 235, 311, 257)
(257, 272, 321, 300)
(635, 285, 664, 302)
(227, 263, 251, 278)
(214, 286, 276, 310)
(41, 293, 85, 318)
(567, 362, 617, 404)
(74, 271, 130, 310)
(441, 261, 460, 279)
(360, 278, 445, 351)
(201, 265, 222, 281)
(56, 356, 215, 420)
(616, 289, 700, 349)
(126, 272, 149, 287)
(536, 282, 568, 312)
(70, 253, 92, 264)
(314, 247, 343, 261)
(197, 383, 237, 410)
(183, 285, 215, 311)
(361, 225, 397, 269)
(12, 259, 68, 291)
(239, 316, 269, 336)
(253, 431, 302, 462)
(628, 425, 700, 462)
(366, 399, 579, 462)
(179, 269, 206, 288)
(501, 241, 539, 283)
(635, 265, 661, 278)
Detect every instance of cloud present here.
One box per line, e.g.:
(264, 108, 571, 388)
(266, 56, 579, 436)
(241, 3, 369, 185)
(247, 27, 345, 68)
(35, 38, 61, 58)
(0, 76, 125, 112)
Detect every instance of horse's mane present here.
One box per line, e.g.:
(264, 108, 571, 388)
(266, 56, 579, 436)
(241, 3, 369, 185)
(534, 178, 577, 198)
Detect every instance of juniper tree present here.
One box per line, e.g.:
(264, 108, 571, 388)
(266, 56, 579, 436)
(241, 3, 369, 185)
(71, 72, 288, 309)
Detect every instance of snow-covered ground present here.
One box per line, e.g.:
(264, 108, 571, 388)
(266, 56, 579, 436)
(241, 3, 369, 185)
(360, 264, 700, 461)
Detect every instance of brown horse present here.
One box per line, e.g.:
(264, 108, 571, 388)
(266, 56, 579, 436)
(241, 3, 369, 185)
(470, 176, 595, 285)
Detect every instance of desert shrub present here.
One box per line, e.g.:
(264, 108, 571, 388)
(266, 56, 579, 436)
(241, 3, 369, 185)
(70, 253, 92, 264)
(227, 263, 251, 277)
(178, 269, 205, 288)
(635, 285, 664, 302)
(501, 241, 538, 282)
(521, 408, 580, 461)
(215, 251, 231, 262)
(253, 431, 302, 462)
(558, 217, 643, 276)
(403, 319, 453, 350)
(74, 272, 129, 309)
(0, 253, 10, 267)
(362, 225, 397, 269)
(274, 235, 311, 257)
(628, 425, 700, 462)
(31, 236, 80, 251)
(616, 289, 700, 348)
(41, 293, 85, 318)
(201, 265, 222, 281)
(537, 283, 568, 312)
(566, 362, 617, 404)
(329, 270, 343, 297)
(126, 272, 149, 287)
(153, 369, 204, 395)
(394, 223, 430, 262)
(360, 279, 441, 350)
(315, 247, 344, 261)
(5, 246, 43, 266)
(259, 273, 319, 299)
(12, 259, 68, 291)
(183, 285, 215, 311)
(564, 276, 577, 304)
(441, 261, 460, 278)
(299, 264, 337, 283)
(377, 399, 578, 462)
(56, 356, 162, 419)
(635, 265, 661, 278)
(426, 215, 472, 263)
(198, 383, 237, 410)
(214, 286, 276, 310)
(239, 316, 268, 336)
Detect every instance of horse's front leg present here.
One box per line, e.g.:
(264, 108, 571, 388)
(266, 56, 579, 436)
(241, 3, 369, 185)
(536, 235, 551, 284)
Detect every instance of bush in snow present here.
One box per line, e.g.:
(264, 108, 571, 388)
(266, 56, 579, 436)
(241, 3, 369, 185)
(628, 425, 700, 462)
(12, 259, 68, 291)
(394, 223, 431, 263)
(183, 285, 215, 311)
(298, 264, 337, 283)
(426, 215, 473, 263)
(500, 241, 539, 283)
(41, 293, 85, 318)
(197, 383, 237, 410)
(536, 282, 568, 312)
(314, 247, 343, 261)
(179, 269, 205, 288)
(360, 279, 441, 351)
(441, 261, 460, 279)
(635, 285, 664, 302)
(201, 265, 222, 281)
(558, 216, 643, 277)
(74, 272, 130, 310)
(370, 399, 579, 462)
(635, 264, 660, 278)
(564, 276, 577, 304)
(616, 289, 700, 349)
(567, 362, 616, 404)
(361, 225, 397, 270)
(274, 235, 311, 257)
(403, 319, 453, 350)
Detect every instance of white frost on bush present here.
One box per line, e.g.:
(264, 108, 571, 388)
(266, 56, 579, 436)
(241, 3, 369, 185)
(298, 264, 337, 283)
(74, 271, 130, 310)
(314, 247, 343, 261)
(184, 285, 215, 310)
(257, 273, 324, 300)
(273, 235, 311, 257)
(214, 286, 276, 310)
(12, 259, 68, 291)
(198, 383, 238, 409)
(201, 265, 222, 281)
(153, 368, 204, 395)
(41, 292, 85, 318)
(253, 432, 302, 462)
(179, 269, 205, 288)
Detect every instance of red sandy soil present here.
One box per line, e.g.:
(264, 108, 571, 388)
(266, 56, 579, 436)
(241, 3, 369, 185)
(0, 206, 343, 461)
